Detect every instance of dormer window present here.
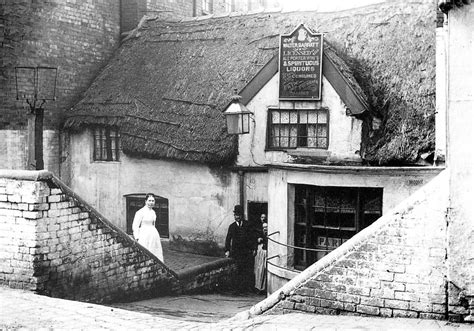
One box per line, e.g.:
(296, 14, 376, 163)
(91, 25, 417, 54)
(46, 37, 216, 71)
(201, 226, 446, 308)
(267, 107, 329, 149)
(93, 126, 121, 162)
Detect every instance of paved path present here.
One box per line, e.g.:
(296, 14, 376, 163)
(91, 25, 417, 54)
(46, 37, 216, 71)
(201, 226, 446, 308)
(161, 241, 224, 272)
(1, 286, 472, 330)
(110, 293, 264, 323)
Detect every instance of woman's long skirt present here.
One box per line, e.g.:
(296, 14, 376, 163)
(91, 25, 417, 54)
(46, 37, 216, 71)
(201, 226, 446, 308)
(254, 244, 267, 291)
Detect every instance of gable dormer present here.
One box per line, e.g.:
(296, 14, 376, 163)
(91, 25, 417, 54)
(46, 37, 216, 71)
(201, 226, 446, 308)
(234, 25, 369, 167)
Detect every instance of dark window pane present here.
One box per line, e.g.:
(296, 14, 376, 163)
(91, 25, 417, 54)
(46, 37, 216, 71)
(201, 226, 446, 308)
(93, 127, 120, 162)
(294, 185, 383, 269)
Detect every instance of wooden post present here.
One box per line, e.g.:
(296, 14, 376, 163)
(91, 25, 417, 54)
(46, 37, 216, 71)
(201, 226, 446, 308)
(27, 107, 44, 170)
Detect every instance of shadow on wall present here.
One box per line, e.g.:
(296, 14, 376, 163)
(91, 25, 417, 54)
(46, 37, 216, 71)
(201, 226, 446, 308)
(170, 234, 223, 257)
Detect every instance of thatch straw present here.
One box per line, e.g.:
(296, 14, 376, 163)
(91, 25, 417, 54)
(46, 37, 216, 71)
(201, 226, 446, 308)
(64, 1, 435, 165)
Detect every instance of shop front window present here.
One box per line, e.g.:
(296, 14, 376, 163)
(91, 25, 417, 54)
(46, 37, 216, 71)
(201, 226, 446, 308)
(294, 185, 382, 270)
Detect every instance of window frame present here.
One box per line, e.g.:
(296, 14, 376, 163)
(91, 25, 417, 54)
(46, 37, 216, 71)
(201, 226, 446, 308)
(92, 126, 121, 162)
(266, 107, 330, 151)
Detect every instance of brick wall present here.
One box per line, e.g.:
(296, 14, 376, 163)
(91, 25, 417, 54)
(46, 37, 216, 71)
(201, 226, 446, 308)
(146, 0, 196, 17)
(0, 131, 27, 169)
(0, 130, 61, 174)
(0, 1, 120, 172)
(121, 0, 198, 33)
(178, 259, 237, 293)
(0, 170, 179, 303)
(244, 171, 472, 322)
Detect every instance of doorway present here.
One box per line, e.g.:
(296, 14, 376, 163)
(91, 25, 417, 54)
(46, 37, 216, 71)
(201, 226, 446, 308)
(247, 201, 268, 229)
(125, 194, 169, 238)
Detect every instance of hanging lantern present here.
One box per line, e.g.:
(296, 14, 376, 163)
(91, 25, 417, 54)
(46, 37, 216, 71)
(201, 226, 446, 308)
(223, 90, 253, 134)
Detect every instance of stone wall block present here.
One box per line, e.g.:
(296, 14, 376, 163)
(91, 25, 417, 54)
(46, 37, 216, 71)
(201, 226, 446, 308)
(381, 281, 405, 291)
(371, 288, 395, 299)
(360, 296, 384, 307)
(393, 309, 419, 318)
(356, 305, 380, 316)
(420, 313, 445, 320)
(8, 195, 22, 203)
(378, 272, 395, 282)
(409, 301, 433, 312)
(314, 289, 338, 301)
(0, 201, 13, 209)
(47, 209, 61, 217)
(29, 203, 50, 211)
(344, 302, 357, 312)
(384, 299, 410, 310)
(394, 291, 420, 302)
(320, 299, 344, 310)
(380, 308, 393, 317)
(293, 287, 312, 298)
(48, 195, 63, 203)
(308, 297, 321, 307)
(305, 280, 324, 290)
(393, 273, 421, 284)
(357, 278, 381, 289)
(337, 292, 360, 304)
(347, 286, 371, 297)
(22, 211, 43, 219)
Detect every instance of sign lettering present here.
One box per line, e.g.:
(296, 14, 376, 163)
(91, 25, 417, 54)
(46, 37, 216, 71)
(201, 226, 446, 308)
(279, 24, 323, 100)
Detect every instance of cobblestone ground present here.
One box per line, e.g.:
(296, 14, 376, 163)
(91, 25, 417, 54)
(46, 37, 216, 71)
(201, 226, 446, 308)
(1, 286, 473, 330)
(162, 241, 222, 271)
(109, 293, 264, 323)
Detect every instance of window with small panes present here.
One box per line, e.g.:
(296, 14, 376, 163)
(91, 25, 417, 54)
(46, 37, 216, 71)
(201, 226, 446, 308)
(93, 127, 120, 162)
(267, 108, 329, 149)
(294, 185, 383, 270)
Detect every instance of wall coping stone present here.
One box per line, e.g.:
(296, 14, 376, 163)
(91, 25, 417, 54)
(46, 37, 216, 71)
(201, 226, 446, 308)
(0, 169, 53, 181)
(177, 258, 235, 280)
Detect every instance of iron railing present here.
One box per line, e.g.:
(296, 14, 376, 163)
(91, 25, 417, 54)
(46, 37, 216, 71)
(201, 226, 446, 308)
(266, 231, 333, 273)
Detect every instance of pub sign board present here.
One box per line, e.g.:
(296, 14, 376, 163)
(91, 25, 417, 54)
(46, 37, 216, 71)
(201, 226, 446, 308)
(279, 24, 323, 100)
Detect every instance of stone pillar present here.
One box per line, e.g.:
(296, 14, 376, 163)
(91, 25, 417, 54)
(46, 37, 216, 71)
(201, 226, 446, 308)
(445, 4, 474, 322)
(435, 13, 447, 165)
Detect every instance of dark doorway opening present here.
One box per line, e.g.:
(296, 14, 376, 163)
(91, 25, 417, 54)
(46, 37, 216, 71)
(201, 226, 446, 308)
(247, 201, 268, 229)
(125, 194, 169, 238)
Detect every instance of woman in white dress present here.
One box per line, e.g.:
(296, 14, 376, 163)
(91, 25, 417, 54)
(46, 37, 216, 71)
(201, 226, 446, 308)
(132, 193, 164, 262)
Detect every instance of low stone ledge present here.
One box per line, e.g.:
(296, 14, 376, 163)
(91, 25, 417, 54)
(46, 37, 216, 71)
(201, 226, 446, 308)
(0, 170, 53, 181)
(177, 258, 234, 280)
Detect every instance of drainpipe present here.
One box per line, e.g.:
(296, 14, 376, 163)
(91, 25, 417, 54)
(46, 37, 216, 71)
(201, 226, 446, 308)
(238, 170, 245, 208)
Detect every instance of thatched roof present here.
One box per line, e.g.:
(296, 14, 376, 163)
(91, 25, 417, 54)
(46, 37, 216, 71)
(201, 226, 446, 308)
(64, 1, 436, 165)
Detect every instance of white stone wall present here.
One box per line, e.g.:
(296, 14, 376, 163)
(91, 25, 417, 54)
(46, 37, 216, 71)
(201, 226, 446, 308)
(446, 4, 474, 317)
(69, 129, 240, 247)
(0, 130, 59, 175)
(237, 74, 363, 167)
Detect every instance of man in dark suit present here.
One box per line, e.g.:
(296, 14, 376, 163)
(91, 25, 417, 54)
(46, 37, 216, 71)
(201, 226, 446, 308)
(225, 205, 256, 293)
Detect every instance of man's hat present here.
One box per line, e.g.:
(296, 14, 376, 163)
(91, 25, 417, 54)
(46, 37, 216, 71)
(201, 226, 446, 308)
(233, 205, 243, 215)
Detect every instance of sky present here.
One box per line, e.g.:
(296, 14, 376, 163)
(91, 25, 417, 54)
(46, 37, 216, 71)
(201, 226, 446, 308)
(277, 0, 386, 11)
